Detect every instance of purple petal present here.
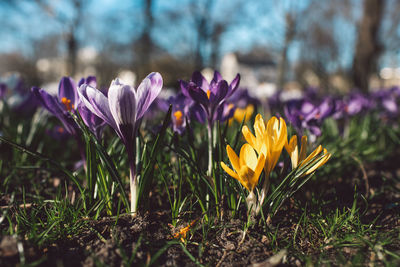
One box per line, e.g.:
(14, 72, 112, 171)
(228, 74, 240, 94)
(81, 84, 118, 131)
(211, 71, 222, 85)
(32, 87, 64, 116)
(180, 80, 191, 98)
(58, 77, 78, 108)
(382, 98, 397, 113)
(78, 76, 97, 88)
(136, 72, 163, 119)
(108, 80, 137, 128)
(190, 102, 206, 123)
(210, 80, 228, 104)
(32, 87, 77, 135)
(191, 71, 209, 92)
(188, 83, 209, 108)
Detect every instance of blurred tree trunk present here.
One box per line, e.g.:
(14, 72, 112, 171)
(277, 13, 296, 90)
(209, 24, 224, 69)
(136, 0, 154, 78)
(351, 0, 385, 92)
(65, 0, 84, 76)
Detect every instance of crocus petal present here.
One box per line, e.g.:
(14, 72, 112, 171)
(179, 80, 190, 98)
(32, 87, 77, 135)
(254, 114, 265, 139)
(300, 145, 322, 167)
(304, 149, 331, 175)
(58, 77, 78, 108)
(32, 87, 64, 116)
(82, 84, 118, 131)
(242, 126, 257, 150)
(188, 84, 209, 108)
(248, 153, 265, 191)
(108, 81, 137, 128)
(226, 145, 240, 173)
(136, 72, 163, 119)
(227, 74, 240, 96)
(299, 136, 308, 162)
(254, 154, 265, 180)
(286, 135, 299, 168)
(191, 71, 209, 91)
(239, 144, 258, 170)
(211, 71, 222, 85)
(238, 165, 254, 191)
(221, 162, 239, 180)
(210, 80, 228, 105)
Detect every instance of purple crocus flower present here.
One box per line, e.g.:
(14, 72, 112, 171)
(167, 93, 193, 134)
(371, 89, 398, 115)
(180, 71, 240, 126)
(180, 70, 240, 175)
(78, 72, 163, 215)
(284, 98, 335, 138)
(32, 77, 79, 135)
(345, 92, 372, 116)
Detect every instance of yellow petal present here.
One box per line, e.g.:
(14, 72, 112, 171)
(233, 108, 246, 123)
(277, 117, 287, 149)
(299, 136, 308, 162)
(285, 135, 298, 169)
(242, 126, 257, 150)
(221, 162, 239, 180)
(300, 145, 322, 167)
(304, 150, 331, 175)
(254, 153, 265, 180)
(238, 165, 255, 191)
(254, 114, 265, 139)
(226, 145, 240, 173)
(239, 144, 258, 170)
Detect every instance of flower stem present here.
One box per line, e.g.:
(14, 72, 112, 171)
(207, 120, 219, 217)
(128, 140, 138, 217)
(207, 120, 213, 177)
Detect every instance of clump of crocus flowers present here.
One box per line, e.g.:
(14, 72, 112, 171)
(221, 114, 331, 217)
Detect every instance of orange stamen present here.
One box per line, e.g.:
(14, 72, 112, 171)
(61, 97, 74, 111)
(173, 110, 184, 127)
(171, 219, 199, 242)
(206, 89, 211, 99)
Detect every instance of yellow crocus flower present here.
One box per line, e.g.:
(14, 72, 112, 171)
(233, 104, 255, 123)
(220, 144, 265, 192)
(242, 114, 287, 177)
(285, 135, 331, 175)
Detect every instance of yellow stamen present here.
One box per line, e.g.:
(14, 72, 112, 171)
(206, 89, 211, 99)
(173, 110, 184, 127)
(61, 97, 74, 111)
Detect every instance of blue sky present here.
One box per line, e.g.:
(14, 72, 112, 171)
(0, 0, 397, 70)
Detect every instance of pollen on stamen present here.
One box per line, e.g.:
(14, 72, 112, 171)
(61, 97, 73, 111)
(173, 110, 184, 127)
(206, 89, 211, 99)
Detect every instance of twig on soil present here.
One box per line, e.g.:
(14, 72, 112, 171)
(0, 203, 32, 209)
(215, 250, 228, 267)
